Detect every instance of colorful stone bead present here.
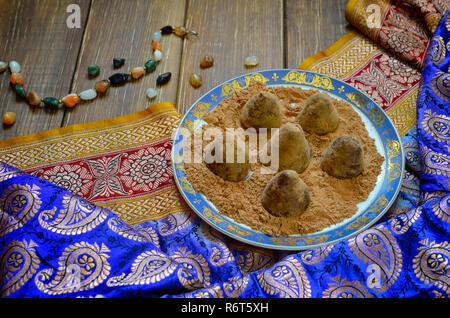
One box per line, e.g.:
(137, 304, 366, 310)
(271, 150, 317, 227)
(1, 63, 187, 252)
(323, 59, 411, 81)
(88, 65, 100, 77)
(153, 50, 162, 62)
(156, 72, 171, 85)
(173, 26, 187, 37)
(80, 89, 97, 100)
(108, 73, 129, 85)
(144, 59, 157, 73)
(94, 80, 110, 94)
(43, 97, 60, 109)
(152, 31, 162, 42)
(200, 56, 214, 68)
(10, 72, 24, 86)
(9, 61, 21, 73)
(146, 88, 157, 99)
(152, 41, 162, 51)
(113, 58, 125, 68)
(26, 91, 42, 106)
(189, 73, 202, 88)
(245, 56, 259, 67)
(160, 25, 173, 35)
(0, 61, 7, 73)
(15, 84, 27, 99)
(3, 112, 16, 125)
(130, 67, 145, 80)
(62, 93, 80, 108)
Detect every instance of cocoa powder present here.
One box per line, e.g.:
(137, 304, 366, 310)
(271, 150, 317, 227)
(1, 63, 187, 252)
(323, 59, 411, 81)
(185, 81, 384, 236)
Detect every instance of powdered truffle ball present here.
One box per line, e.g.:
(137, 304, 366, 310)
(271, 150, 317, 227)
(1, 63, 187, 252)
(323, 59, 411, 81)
(320, 135, 364, 179)
(297, 93, 339, 135)
(240, 91, 282, 129)
(265, 122, 311, 173)
(204, 136, 250, 182)
(261, 170, 310, 217)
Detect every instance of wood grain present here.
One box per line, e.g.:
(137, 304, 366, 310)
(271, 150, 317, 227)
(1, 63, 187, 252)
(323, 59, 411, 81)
(176, 0, 284, 114)
(285, 0, 350, 68)
(0, 0, 352, 139)
(63, 0, 187, 126)
(0, 0, 90, 139)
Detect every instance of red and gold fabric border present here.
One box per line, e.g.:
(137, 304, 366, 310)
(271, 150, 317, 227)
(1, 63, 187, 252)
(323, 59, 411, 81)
(0, 102, 190, 224)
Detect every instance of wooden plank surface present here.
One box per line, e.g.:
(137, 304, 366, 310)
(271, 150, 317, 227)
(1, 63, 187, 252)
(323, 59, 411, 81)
(63, 0, 187, 126)
(176, 0, 284, 114)
(0, 0, 90, 139)
(0, 0, 351, 139)
(285, 0, 350, 68)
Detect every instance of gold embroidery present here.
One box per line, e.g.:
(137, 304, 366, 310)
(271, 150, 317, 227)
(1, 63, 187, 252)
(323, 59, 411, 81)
(257, 255, 311, 298)
(322, 275, 373, 298)
(413, 239, 450, 296)
(106, 249, 177, 287)
(38, 193, 109, 235)
(348, 224, 403, 292)
(0, 239, 40, 297)
(0, 184, 41, 237)
(223, 275, 250, 298)
(173, 247, 211, 290)
(35, 241, 110, 295)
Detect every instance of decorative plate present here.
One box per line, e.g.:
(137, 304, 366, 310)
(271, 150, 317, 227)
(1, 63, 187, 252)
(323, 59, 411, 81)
(172, 69, 404, 250)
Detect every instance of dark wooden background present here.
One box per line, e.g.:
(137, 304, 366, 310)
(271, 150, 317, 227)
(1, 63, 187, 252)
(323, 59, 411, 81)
(0, 0, 350, 140)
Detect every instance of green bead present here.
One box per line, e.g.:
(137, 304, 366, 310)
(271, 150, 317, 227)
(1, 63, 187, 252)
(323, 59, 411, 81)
(144, 59, 157, 73)
(15, 84, 27, 99)
(88, 65, 100, 77)
(43, 97, 60, 110)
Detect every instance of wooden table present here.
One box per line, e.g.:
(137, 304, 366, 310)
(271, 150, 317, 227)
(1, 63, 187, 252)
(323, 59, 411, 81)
(0, 0, 350, 140)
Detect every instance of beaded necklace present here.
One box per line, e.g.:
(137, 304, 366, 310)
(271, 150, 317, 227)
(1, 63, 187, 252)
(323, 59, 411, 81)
(0, 25, 197, 120)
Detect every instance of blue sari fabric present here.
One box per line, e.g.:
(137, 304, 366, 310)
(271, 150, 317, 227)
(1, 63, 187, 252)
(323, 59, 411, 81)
(1, 12, 449, 298)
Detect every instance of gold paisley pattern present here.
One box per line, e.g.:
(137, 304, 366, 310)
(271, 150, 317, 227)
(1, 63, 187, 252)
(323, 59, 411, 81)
(158, 210, 196, 236)
(348, 224, 403, 293)
(0, 163, 25, 182)
(0, 239, 40, 297)
(421, 109, 450, 144)
(38, 193, 109, 235)
(257, 256, 311, 298)
(35, 241, 110, 295)
(430, 71, 450, 102)
(427, 35, 446, 65)
(390, 206, 423, 235)
(107, 216, 160, 248)
(421, 145, 450, 177)
(106, 249, 177, 287)
(301, 244, 334, 265)
(201, 224, 234, 267)
(223, 275, 250, 298)
(173, 247, 211, 290)
(0, 184, 41, 237)
(413, 239, 450, 296)
(179, 285, 224, 298)
(236, 250, 276, 274)
(322, 275, 372, 298)
(432, 194, 450, 223)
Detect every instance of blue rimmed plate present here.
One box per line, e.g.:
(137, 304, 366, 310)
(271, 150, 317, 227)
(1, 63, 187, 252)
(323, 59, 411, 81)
(172, 69, 404, 250)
